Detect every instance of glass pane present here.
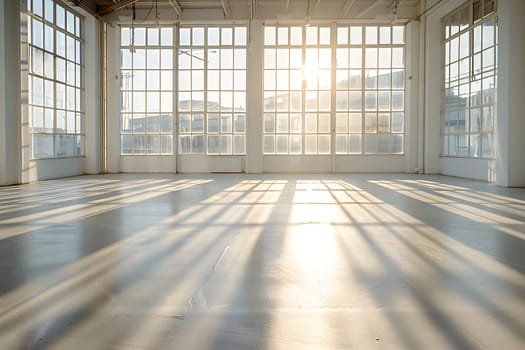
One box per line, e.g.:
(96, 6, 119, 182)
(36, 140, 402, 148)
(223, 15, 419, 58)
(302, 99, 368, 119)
(56, 4, 65, 29)
(305, 135, 317, 154)
(193, 27, 204, 46)
(365, 26, 377, 45)
(161, 27, 172, 46)
(220, 135, 232, 154)
(290, 27, 302, 45)
(222, 28, 233, 45)
(379, 27, 390, 45)
(278, 27, 288, 45)
(319, 27, 330, 45)
(276, 114, 288, 133)
(392, 112, 404, 133)
(350, 26, 362, 45)
(349, 113, 362, 133)
(160, 135, 172, 154)
(233, 135, 245, 154)
(318, 114, 330, 133)
(264, 114, 275, 133)
(148, 28, 159, 45)
(180, 28, 191, 45)
(221, 114, 232, 133)
(349, 48, 362, 68)
(336, 134, 347, 154)
(337, 27, 348, 45)
(378, 48, 391, 68)
(305, 114, 317, 133)
(147, 49, 160, 69)
(289, 135, 301, 154)
(263, 135, 275, 154)
(392, 91, 404, 110)
(349, 91, 362, 110)
(208, 28, 220, 46)
(234, 49, 246, 69)
(221, 28, 233, 45)
(234, 114, 246, 133)
(208, 135, 219, 154)
(366, 48, 377, 68)
(179, 135, 191, 153)
(392, 48, 404, 67)
(318, 135, 330, 154)
(306, 26, 318, 45)
(192, 135, 204, 153)
(45, 0, 56, 19)
(392, 26, 404, 44)
(134, 28, 146, 45)
(265, 27, 276, 45)
(349, 134, 362, 153)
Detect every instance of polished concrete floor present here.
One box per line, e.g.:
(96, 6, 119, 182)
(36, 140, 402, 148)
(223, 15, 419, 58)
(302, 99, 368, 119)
(0, 174, 524, 349)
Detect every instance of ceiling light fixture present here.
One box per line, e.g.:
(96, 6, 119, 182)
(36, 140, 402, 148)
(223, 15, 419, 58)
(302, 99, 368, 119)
(304, 0, 310, 27)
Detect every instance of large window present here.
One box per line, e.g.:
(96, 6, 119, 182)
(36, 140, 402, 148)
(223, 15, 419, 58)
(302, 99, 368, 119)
(263, 26, 332, 155)
(120, 27, 174, 155)
(27, 0, 84, 158)
(178, 26, 247, 155)
(263, 24, 405, 155)
(335, 25, 405, 154)
(442, 0, 497, 158)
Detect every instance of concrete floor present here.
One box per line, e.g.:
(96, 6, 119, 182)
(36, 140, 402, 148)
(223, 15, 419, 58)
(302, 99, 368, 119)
(0, 174, 524, 349)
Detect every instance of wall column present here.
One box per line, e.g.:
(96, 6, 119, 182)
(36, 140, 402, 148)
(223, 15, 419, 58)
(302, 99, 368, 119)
(84, 16, 101, 174)
(245, 20, 263, 173)
(105, 24, 121, 173)
(0, 0, 23, 185)
(495, 0, 525, 187)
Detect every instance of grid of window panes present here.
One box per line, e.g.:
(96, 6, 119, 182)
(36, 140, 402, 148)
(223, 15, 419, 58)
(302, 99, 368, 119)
(120, 27, 174, 155)
(263, 26, 332, 155)
(178, 26, 247, 155)
(335, 25, 405, 154)
(442, 0, 497, 158)
(27, 0, 84, 158)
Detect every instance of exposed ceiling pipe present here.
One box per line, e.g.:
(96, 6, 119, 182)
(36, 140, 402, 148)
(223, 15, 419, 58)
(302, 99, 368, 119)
(249, 0, 256, 19)
(356, 0, 383, 19)
(221, 0, 230, 16)
(167, 0, 183, 18)
(312, 0, 321, 13)
(97, 0, 139, 16)
(343, 0, 356, 18)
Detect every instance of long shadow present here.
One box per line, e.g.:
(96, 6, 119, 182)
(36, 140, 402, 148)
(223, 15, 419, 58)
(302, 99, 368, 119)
(0, 175, 242, 348)
(325, 179, 480, 349)
(365, 177, 525, 273)
(19, 176, 278, 349)
(354, 195, 525, 340)
(331, 176, 525, 348)
(150, 178, 294, 350)
(0, 176, 176, 224)
(0, 176, 220, 296)
(91, 177, 274, 348)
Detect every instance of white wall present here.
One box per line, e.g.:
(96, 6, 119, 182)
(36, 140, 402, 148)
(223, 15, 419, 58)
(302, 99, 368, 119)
(0, 0, 21, 186)
(423, 0, 525, 185)
(23, 6, 101, 183)
(105, 24, 121, 173)
(423, 0, 495, 182)
(405, 20, 421, 173)
(105, 18, 420, 174)
(495, 0, 525, 187)
(245, 19, 264, 173)
(84, 15, 101, 174)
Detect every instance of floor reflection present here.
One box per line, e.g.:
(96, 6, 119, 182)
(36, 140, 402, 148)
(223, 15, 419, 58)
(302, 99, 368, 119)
(0, 174, 524, 349)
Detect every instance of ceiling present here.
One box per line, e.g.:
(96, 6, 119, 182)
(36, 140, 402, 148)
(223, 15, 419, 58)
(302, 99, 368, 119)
(79, 0, 421, 22)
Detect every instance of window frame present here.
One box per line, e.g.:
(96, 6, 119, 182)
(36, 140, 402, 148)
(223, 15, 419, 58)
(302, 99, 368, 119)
(27, 0, 85, 159)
